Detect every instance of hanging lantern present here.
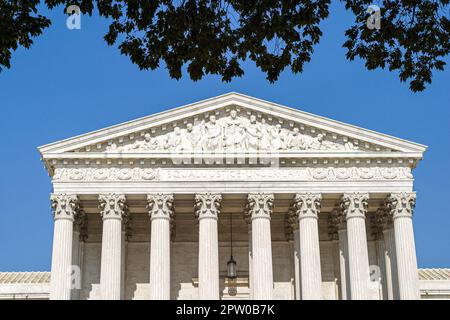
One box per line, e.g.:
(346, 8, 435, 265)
(227, 255, 237, 279)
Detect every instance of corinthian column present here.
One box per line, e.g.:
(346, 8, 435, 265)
(293, 193, 322, 300)
(50, 194, 79, 300)
(72, 209, 87, 300)
(386, 192, 419, 300)
(288, 208, 301, 300)
(383, 224, 399, 299)
(246, 193, 274, 300)
(328, 208, 349, 300)
(195, 193, 222, 300)
(147, 193, 174, 300)
(99, 193, 127, 300)
(341, 193, 370, 300)
(373, 208, 389, 300)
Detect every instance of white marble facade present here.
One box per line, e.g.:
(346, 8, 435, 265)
(36, 93, 432, 300)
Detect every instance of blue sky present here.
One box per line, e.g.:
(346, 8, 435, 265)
(0, 2, 449, 271)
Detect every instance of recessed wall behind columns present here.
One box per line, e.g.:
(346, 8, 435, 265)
(77, 193, 387, 300)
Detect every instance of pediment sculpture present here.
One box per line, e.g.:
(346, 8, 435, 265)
(106, 110, 359, 153)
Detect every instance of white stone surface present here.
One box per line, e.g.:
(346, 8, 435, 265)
(195, 193, 221, 299)
(247, 193, 274, 300)
(49, 194, 78, 300)
(296, 193, 323, 300)
(387, 192, 420, 299)
(147, 193, 173, 300)
(98, 193, 126, 300)
(341, 193, 371, 300)
(4, 92, 441, 301)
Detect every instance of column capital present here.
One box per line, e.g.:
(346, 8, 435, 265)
(371, 207, 391, 239)
(284, 208, 297, 241)
(292, 193, 321, 220)
(147, 193, 174, 221)
(74, 209, 88, 241)
(246, 193, 274, 221)
(385, 192, 416, 219)
(50, 193, 79, 221)
(340, 192, 369, 220)
(194, 193, 222, 221)
(328, 208, 344, 240)
(98, 193, 127, 220)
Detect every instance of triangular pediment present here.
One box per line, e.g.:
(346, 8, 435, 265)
(38, 93, 426, 156)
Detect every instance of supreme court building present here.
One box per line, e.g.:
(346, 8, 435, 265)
(5, 93, 448, 300)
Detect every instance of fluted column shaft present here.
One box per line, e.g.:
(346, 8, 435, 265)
(121, 230, 127, 300)
(376, 237, 387, 299)
(247, 193, 274, 300)
(195, 193, 221, 300)
(338, 228, 350, 300)
(383, 227, 399, 299)
(248, 226, 253, 299)
(71, 210, 86, 300)
(294, 193, 322, 300)
(341, 193, 370, 300)
(147, 193, 174, 300)
(293, 228, 301, 300)
(149, 219, 171, 299)
(71, 230, 81, 300)
(49, 194, 78, 300)
(387, 193, 419, 300)
(99, 194, 126, 300)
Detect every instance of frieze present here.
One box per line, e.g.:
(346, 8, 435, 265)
(52, 166, 413, 182)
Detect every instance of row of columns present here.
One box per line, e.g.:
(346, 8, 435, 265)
(49, 191, 419, 300)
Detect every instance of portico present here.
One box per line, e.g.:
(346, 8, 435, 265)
(39, 93, 426, 300)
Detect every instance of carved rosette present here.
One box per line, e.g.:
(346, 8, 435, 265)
(147, 193, 174, 221)
(292, 193, 322, 220)
(327, 208, 344, 240)
(50, 193, 79, 221)
(385, 192, 416, 220)
(245, 193, 274, 221)
(340, 193, 369, 220)
(194, 193, 222, 221)
(98, 193, 127, 220)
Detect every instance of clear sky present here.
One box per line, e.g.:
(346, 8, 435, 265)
(0, 2, 449, 271)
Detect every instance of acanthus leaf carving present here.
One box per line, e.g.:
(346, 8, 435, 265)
(340, 192, 369, 220)
(98, 193, 127, 220)
(245, 193, 274, 221)
(74, 209, 88, 241)
(370, 207, 390, 239)
(385, 192, 416, 219)
(147, 193, 174, 220)
(194, 193, 222, 220)
(328, 208, 345, 240)
(50, 193, 79, 221)
(292, 193, 322, 220)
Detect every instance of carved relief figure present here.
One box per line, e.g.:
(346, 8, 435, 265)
(259, 118, 271, 151)
(100, 110, 367, 153)
(270, 124, 286, 150)
(287, 128, 306, 150)
(203, 115, 222, 151)
(181, 123, 201, 151)
(245, 115, 262, 151)
(119, 133, 159, 152)
(165, 127, 183, 151)
(223, 110, 245, 151)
